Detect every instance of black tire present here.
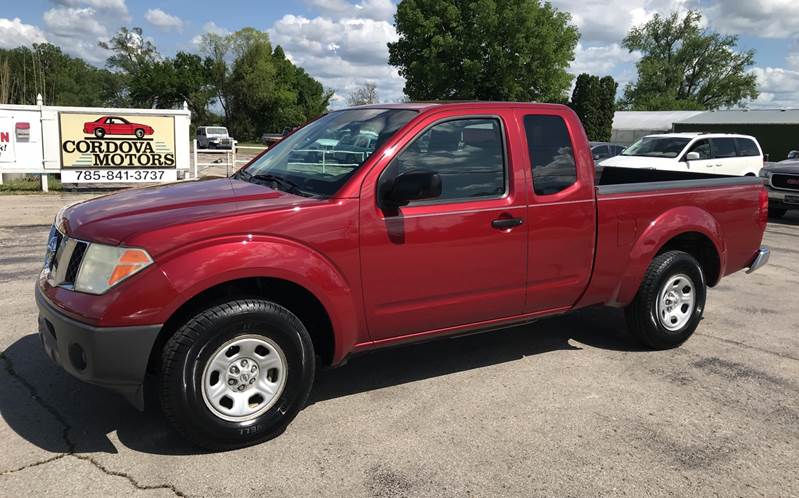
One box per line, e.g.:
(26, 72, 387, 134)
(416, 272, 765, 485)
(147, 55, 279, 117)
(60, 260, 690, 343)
(624, 250, 707, 350)
(159, 299, 315, 450)
(94, 128, 105, 139)
(768, 207, 787, 219)
(135, 128, 145, 139)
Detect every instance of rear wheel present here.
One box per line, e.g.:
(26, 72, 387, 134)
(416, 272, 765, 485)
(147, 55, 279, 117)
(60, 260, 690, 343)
(768, 207, 787, 219)
(159, 299, 315, 450)
(94, 128, 105, 139)
(625, 251, 706, 349)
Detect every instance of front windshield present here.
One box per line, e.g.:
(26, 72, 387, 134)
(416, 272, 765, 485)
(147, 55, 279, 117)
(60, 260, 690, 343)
(622, 136, 691, 158)
(208, 127, 228, 135)
(237, 108, 418, 197)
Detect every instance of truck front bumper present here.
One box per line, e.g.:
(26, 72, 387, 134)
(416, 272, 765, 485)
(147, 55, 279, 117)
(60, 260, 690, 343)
(746, 246, 770, 274)
(766, 186, 799, 209)
(36, 287, 162, 410)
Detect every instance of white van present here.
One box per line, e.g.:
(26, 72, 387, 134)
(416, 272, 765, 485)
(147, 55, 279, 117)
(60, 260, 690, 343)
(599, 133, 764, 176)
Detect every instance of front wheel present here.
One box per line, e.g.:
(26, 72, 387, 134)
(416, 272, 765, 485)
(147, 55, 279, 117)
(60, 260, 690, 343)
(159, 299, 315, 450)
(625, 250, 707, 349)
(135, 128, 145, 139)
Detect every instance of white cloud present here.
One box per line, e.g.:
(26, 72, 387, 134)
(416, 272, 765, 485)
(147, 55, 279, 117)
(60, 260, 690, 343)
(190, 21, 231, 47)
(145, 8, 184, 32)
(51, 0, 129, 20)
(750, 67, 799, 108)
(705, 0, 799, 38)
(570, 43, 640, 76)
(550, 0, 688, 44)
(40, 6, 111, 63)
(303, 0, 395, 21)
(0, 18, 47, 49)
(43, 7, 106, 38)
(269, 13, 404, 104)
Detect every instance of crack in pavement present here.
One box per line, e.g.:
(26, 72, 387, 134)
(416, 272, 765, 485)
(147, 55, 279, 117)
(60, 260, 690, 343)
(0, 353, 189, 497)
(697, 333, 799, 362)
(0, 454, 68, 476)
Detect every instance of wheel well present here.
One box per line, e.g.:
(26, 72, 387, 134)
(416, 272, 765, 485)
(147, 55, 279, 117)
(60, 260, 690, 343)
(657, 232, 720, 286)
(147, 277, 335, 376)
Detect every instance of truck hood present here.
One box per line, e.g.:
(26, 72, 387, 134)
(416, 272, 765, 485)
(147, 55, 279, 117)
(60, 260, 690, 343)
(763, 161, 799, 174)
(598, 155, 677, 168)
(62, 178, 315, 245)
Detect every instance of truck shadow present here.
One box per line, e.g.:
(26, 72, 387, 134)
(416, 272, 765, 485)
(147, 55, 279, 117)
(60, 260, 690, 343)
(0, 307, 643, 456)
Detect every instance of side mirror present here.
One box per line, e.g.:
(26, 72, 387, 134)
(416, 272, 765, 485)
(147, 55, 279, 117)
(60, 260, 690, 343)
(380, 170, 442, 209)
(593, 154, 600, 161)
(685, 152, 701, 161)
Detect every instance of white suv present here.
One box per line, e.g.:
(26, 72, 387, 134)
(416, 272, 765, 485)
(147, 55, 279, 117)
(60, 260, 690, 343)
(197, 126, 233, 150)
(599, 133, 763, 177)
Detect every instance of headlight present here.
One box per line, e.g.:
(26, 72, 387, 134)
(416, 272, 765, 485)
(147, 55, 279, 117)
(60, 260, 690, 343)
(758, 168, 770, 178)
(74, 244, 153, 294)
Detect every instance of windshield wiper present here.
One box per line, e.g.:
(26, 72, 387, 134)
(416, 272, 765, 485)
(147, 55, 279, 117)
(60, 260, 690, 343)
(249, 173, 312, 197)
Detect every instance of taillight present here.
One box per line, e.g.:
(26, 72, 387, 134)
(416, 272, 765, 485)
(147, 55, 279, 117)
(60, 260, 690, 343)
(758, 187, 768, 229)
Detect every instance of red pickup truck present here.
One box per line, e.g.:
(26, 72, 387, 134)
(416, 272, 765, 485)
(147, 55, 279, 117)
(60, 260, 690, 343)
(37, 103, 769, 449)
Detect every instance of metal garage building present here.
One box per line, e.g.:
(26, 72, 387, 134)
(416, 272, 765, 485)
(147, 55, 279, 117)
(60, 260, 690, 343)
(673, 109, 799, 161)
(611, 111, 705, 144)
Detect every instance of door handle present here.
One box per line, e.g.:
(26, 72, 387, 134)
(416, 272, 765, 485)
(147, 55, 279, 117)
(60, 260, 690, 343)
(491, 217, 524, 229)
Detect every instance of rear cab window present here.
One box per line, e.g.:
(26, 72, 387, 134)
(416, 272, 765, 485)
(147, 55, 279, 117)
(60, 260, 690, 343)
(523, 115, 577, 195)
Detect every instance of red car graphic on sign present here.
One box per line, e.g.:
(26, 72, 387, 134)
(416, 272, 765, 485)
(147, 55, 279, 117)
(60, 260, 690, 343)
(83, 116, 154, 139)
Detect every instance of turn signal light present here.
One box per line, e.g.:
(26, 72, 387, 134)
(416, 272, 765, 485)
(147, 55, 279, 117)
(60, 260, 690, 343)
(108, 249, 153, 286)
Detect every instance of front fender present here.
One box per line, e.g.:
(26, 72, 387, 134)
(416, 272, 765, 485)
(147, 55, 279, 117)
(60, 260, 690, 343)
(612, 206, 726, 306)
(157, 235, 361, 364)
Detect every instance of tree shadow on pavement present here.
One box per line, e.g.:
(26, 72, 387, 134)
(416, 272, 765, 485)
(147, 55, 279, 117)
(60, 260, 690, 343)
(1, 306, 643, 456)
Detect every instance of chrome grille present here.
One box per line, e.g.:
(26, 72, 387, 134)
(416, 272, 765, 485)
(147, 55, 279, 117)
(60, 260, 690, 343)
(45, 226, 89, 287)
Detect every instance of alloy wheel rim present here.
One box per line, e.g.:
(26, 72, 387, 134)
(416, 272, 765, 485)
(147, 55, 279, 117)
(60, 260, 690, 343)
(201, 334, 287, 422)
(657, 273, 696, 331)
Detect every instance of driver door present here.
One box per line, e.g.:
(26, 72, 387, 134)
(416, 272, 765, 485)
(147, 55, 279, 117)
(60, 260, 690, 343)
(358, 109, 528, 341)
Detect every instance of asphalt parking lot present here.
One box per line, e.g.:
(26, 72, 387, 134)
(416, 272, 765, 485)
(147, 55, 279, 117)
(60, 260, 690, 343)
(1, 193, 797, 497)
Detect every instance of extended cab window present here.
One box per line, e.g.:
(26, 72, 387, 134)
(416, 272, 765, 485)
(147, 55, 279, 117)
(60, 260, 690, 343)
(686, 139, 711, 160)
(735, 138, 760, 157)
(711, 138, 737, 158)
(524, 115, 577, 195)
(389, 118, 506, 202)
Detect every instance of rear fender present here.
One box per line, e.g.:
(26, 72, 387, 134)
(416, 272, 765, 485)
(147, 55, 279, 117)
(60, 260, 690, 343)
(157, 235, 361, 364)
(612, 206, 726, 306)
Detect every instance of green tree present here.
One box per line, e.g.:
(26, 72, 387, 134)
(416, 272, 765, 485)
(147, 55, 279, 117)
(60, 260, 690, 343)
(570, 73, 617, 141)
(620, 10, 758, 110)
(0, 43, 121, 106)
(347, 82, 379, 105)
(388, 0, 579, 102)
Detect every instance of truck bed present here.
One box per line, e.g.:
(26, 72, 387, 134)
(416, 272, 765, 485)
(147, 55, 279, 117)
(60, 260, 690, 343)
(578, 166, 765, 308)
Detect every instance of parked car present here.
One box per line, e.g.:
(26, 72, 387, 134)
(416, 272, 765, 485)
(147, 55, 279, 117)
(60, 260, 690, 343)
(760, 160, 799, 218)
(83, 116, 154, 139)
(599, 133, 764, 177)
(197, 126, 232, 149)
(37, 103, 769, 450)
(590, 141, 625, 162)
(784, 150, 798, 161)
(261, 127, 295, 146)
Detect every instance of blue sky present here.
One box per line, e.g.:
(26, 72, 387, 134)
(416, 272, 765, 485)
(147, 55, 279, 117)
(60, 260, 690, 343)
(1, 0, 798, 107)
